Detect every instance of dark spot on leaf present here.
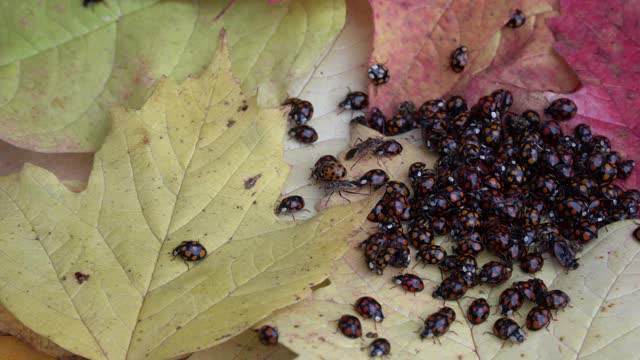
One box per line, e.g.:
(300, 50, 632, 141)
(74, 272, 90, 284)
(319, 336, 326, 342)
(366, 332, 378, 339)
(244, 174, 262, 189)
(310, 278, 331, 291)
(227, 119, 236, 128)
(176, 326, 182, 330)
(293, 324, 299, 328)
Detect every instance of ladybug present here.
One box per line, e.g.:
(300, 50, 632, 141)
(545, 98, 577, 121)
(369, 338, 391, 357)
(442, 185, 466, 207)
(453, 232, 484, 256)
(385, 181, 411, 197)
(440, 255, 461, 273)
(467, 298, 490, 325)
(492, 89, 513, 114)
(392, 273, 424, 293)
(339, 91, 369, 110)
(368, 63, 390, 85)
(506, 9, 526, 28)
(433, 274, 468, 300)
(172, 241, 207, 262)
(257, 325, 279, 345)
(417, 244, 447, 265)
(359, 107, 387, 134)
(474, 95, 499, 120)
(446, 96, 468, 117)
(498, 287, 525, 316)
(407, 224, 434, 248)
(412, 174, 438, 197)
(83, 0, 103, 6)
(313, 160, 347, 181)
(458, 255, 477, 276)
(549, 237, 579, 270)
(438, 306, 457, 323)
(382, 193, 409, 218)
(451, 46, 468, 73)
(618, 159, 636, 179)
(367, 200, 387, 222)
(355, 296, 385, 322)
(376, 140, 403, 157)
(284, 98, 314, 125)
(408, 162, 429, 182)
(538, 289, 570, 311)
(572, 220, 598, 244)
(338, 315, 362, 338)
(356, 169, 390, 189)
(384, 114, 413, 135)
(420, 312, 451, 339)
(540, 120, 563, 144)
(288, 125, 318, 143)
(479, 261, 512, 285)
(526, 306, 552, 331)
(519, 252, 544, 273)
(275, 195, 305, 215)
(491, 318, 526, 343)
(458, 209, 481, 230)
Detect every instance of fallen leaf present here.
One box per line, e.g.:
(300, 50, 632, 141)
(547, 0, 640, 188)
(264, 214, 639, 359)
(0, 0, 345, 152)
(368, 0, 578, 114)
(0, 33, 376, 360)
(0, 336, 53, 360)
(188, 328, 297, 360)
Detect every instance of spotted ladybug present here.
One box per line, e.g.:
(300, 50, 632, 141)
(407, 224, 435, 248)
(433, 274, 468, 300)
(284, 98, 314, 125)
(275, 195, 305, 216)
(392, 273, 424, 293)
(506, 9, 526, 28)
(355, 296, 385, 322)
(446, 96, 468, 117)
(376, 140, 403, 157)
(313, 160, 347, 181)
(356, 169, 390, 189)
(420, 312, 451, 339)
(338, 315, 362, 338)
(172, 241, 207, 262)
(257, 325, 279, 345)
(545, 98, 577, 121)
(83, 0, 103, 7)
(538, 289, 570, 311)
(467, 298, 490, 325)
(368, 63, 390, 85)
(451, 46, 468, 73)
(438, 306, 457, 323)
(479, 261, 512, 285)
(340, 91, 369, 110)
(385, 181, 411, 197)
(417, 244, 447, 265)
(491, 318, 526, 343)
(519, 252, 544, 273)
(526, 306, 552, 331)
(369, 338, 391, 357)
(288, 125, 318, 143)
(498, 287, 525, 316)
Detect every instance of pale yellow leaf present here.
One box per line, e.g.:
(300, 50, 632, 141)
(0, 32, 377, 360)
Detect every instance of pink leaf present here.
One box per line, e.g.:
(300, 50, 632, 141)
(548, 0, 640, 188)
(368, 0, 578, 114)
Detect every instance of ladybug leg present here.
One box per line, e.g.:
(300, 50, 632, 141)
(433, 336, 442, 345)
(448, 330, 459, 336)
(337, 191, 352, 203)
(325, 191, 335, 206)
(290, 213, 296, 222)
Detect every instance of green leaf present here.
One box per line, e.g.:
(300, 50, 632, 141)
(0, 0, 345, 152)
(0, 33, 373, 360)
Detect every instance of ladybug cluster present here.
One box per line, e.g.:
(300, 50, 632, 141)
(485, 278, 571, 343)
(350, 88, 638, 344)
(337, 296, 391, 357)
(284, 98, 318, 144)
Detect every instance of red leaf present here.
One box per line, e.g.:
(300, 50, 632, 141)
(368, 0, 578, 114)
(548, 0, 640, 188)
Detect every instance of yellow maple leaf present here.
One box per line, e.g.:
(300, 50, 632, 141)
(0, 32, 376, 360)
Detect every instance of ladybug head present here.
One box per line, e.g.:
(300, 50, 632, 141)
(374, 310, 385, 322)
(511, 328, 526, 343)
